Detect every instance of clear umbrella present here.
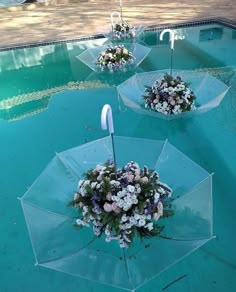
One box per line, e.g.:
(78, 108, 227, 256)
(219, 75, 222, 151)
(76, 42, 151, 72)
(20, 104, 214, 291)
(117, 69, 230, 120)
(102, 11, 146, 42)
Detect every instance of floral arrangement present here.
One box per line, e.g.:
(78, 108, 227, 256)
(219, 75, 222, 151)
(96, 45, 135, 72)
(68, 160, 174, 248)
(143, 73, 197, 115)
(112, 22, 136, 40)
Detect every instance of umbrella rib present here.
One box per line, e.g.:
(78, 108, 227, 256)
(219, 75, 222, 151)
(158, 235, 215, 241)
(56, 152, 80, 180)
(21, 199, 74, 219)
(154, 139, 168, 170)
(37, 236, 98, 265)
(171, 173, 213, 202)
(128, 235, 215, 260)
(123, 249, 134, 291)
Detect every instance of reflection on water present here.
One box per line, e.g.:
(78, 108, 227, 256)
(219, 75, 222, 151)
(0, 81, 111, 121)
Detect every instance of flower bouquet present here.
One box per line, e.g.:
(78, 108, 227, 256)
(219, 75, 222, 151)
(96, 45, 135, 72)
(143, 73, 197, 115)
(69, 160, 174, 248)
(112, 21, 136, 40)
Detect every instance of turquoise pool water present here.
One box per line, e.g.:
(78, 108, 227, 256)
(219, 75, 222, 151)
(0, 23, 236, 291)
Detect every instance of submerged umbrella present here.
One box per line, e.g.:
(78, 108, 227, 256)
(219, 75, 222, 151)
(20, 104, 214, 291)
(117, 69, 230, 120)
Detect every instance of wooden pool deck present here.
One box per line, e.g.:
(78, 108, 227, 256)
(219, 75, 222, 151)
(0, 0, 235, 49)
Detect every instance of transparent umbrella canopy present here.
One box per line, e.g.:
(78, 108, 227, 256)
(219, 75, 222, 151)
(20, 105, 214, 291)
(117, 69, 230, 120)
(76, 43, 151, 72)
(101, 11, 146, 43)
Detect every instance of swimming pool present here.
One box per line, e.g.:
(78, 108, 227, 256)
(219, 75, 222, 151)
(0, 20, 236, 292)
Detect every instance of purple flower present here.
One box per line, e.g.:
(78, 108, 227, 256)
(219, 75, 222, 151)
(120, 177, 129, 188)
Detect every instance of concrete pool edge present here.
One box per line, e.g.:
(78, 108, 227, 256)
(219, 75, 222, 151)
(0, 17, 235, 52)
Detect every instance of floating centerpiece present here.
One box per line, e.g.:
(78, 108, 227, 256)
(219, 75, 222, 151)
(104, 11, 145, 42)
(69, 160, 174, 248)
(96, 44, 135, 72)
(76, 43, 151, 72)
(20, 104, 214, 291)
(144, 73, 197, 115)
(117, 70, 230, 120)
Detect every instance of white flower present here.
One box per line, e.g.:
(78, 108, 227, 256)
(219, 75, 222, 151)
(134, 213, 140, 220)
(105, 236, 111, 242)
(121, 214, 128, 222)
(154, 192, 160, 203)
(105, 229, 111, 236)
(117, 191, 123, 198)
(78, 180, 84, 189)
(112, 195, 118, 201)
(123, 204, 129, 211)
(125, 198, 132, 206)
(146, 214, 151, 220)
(145, 222, 153, 231)
(83, 206, 88, 212)
(138, 219, 146, 227)
(75, 219, 83, 225)
(125, 223, 132, 229)
(133, 198, 138, 204)
(129, 216, 137, 225)
(136, 186, 141, 193)
(91, 182, 97, 189)
(74, 192, 80, 201)
(127, 185, 135, 193)
(117, 199, 124, 208)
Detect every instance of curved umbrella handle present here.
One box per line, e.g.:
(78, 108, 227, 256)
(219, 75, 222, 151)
(160, 29, 175, 50)
(110, 11, 122, 26)
(101, 104, 114, 134)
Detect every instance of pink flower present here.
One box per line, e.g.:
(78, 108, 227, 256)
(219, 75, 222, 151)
(111, 202, 117, 210)
(153, 99, 159, 104)
(103, 202, 113, 212)
(127, 174, 134, 182)
(141, 176, 148, 183)
(111, 202, 121, 213)
(153, 212, 161, 221)
(157, 201, 163, 216)
(116, 48, 121, 54)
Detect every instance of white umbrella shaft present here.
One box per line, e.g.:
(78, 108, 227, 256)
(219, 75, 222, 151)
(160, 29, 175, 75)
(101, 104, 117, 168)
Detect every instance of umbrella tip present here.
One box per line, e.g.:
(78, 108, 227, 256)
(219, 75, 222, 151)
(17, 197, 22, 200)
(35, 262, 39, 266)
